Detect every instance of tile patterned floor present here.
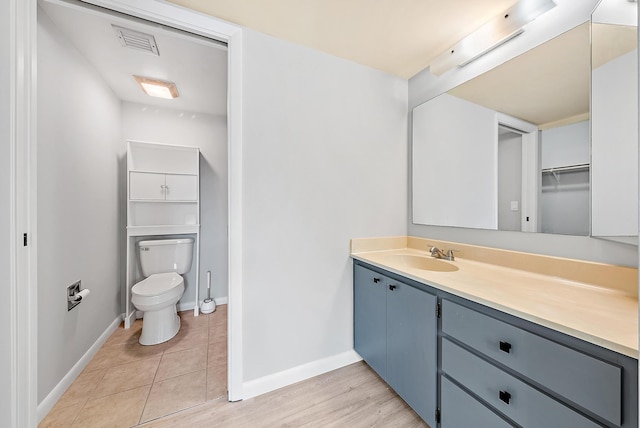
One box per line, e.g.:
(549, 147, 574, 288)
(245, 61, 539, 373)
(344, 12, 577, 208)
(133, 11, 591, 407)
(40, 305, 228, 427)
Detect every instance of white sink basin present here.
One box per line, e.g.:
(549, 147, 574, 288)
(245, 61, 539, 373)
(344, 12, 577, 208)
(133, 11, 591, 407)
(383, 254, 459, 272)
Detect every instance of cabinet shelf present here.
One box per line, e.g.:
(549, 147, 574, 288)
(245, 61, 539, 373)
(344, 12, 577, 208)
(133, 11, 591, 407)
(128, 140, 199, 175)
(129, 170, 198, 177)
(129, 199, 198, 203)
(127, 224, 200, 236)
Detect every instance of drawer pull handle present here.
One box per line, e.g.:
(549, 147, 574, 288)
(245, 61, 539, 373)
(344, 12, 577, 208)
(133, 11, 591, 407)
(373, 277, 381, 283)
(389, 285, 397, 291)
(499, 390, 511, 404)
(499, 341, 512, 353)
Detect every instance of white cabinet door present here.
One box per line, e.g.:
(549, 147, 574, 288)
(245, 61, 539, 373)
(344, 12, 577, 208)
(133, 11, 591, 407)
(165, 174, 198, 201)
(130, 172, 166, 200)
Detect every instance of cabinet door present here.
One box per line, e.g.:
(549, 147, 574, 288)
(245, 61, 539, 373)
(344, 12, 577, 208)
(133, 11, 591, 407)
(386, 280, 437, 426)
(165, 174, 198, 201)
(130, 172, 165, 200)
(354, 265, 387, 379)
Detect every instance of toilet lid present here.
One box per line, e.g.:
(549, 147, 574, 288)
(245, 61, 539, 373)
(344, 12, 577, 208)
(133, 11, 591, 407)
(132, 272, 183, 296)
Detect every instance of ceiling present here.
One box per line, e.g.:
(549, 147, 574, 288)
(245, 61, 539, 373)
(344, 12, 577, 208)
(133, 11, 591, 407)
(167, 0, 518, 79)
(592, 23, 637, 70)
(40, 1, 228, 116)
(449, 22, 590, 129)
(447, 20, 637, 129)
(40, 0, 636, 124)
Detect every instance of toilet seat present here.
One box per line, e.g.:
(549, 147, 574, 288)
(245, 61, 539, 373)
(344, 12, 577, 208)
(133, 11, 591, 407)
(131, 272, 184, 309)
(133, 272, 183, 296)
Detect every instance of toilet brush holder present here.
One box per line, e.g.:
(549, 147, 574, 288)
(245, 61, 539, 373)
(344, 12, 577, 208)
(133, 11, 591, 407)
(201, 298, 216, 314)
(200, 271, 216, 314)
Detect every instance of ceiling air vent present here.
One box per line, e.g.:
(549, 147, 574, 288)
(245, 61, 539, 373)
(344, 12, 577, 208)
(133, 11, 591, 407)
(112, 25, 159, 56)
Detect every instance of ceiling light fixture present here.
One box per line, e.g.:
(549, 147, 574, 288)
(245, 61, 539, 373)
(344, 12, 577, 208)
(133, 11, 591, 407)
(429, 0, 556, 76)
(134, 76, 179, 99)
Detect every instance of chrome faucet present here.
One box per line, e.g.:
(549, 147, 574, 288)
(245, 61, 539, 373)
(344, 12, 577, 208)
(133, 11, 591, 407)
(429, 246, 456, 261)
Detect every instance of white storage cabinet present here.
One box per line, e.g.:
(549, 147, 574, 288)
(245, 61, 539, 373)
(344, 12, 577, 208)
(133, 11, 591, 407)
(125, 141, 201, 327)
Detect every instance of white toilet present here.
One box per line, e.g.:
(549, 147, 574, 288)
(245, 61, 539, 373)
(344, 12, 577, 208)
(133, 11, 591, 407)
(131, 238, 194, 345)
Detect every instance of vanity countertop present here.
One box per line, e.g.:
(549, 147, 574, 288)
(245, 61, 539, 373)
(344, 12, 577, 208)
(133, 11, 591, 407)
(351, 236, 638, 358)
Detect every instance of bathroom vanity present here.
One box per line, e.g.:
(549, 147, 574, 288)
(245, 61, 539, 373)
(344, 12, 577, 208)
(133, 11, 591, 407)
(352, 237, 638, 428)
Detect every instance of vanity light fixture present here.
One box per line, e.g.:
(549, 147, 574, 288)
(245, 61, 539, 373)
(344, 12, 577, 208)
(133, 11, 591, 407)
(134, 76, 179, 99)
(429, 0, 556, 76)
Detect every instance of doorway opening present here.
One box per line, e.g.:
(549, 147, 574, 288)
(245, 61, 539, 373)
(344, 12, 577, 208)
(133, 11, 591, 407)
(496, 117, 539, 233)
(36, 0, 233, 421)
(498, 126, 524, 232)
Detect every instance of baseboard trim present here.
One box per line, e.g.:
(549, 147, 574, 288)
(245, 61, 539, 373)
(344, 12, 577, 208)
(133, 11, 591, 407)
(176, 301, 195, 313)
(242, 349, 362, 400)
(37, 315, 123, 422)
(176, 296, 228, 313)
(213, 296, 228, 305)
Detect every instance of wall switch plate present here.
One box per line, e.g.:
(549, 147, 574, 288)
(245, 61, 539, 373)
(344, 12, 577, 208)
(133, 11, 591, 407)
(510, 201, 519, 211)
(67, 280, 81, 311)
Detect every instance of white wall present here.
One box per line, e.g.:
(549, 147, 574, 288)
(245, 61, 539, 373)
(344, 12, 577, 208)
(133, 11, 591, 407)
(408, 0, 638, 266)
(592, 50, 638, 237)
(37, 10, 123, 403)
(0, 0, 13, 423)
(241, 29, 407, 382)
(541, 121, 590, 169)
(121, 102, 229, 304)
(413, 93, 497, 229)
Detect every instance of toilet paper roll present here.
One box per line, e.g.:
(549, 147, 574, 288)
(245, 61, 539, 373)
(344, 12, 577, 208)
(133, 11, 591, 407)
(76, 289, 90, 300)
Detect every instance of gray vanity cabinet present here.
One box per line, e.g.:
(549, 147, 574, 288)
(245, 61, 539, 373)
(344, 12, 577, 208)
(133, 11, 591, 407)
(353, 264, 437, 426)
(353, 260, 637, 428)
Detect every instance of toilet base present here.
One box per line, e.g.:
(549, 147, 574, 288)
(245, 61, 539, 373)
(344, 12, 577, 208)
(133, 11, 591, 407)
(139, 304, 181, 346)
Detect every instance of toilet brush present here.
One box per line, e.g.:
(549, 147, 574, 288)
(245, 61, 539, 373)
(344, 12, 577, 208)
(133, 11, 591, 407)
(200, 271, 216, 314)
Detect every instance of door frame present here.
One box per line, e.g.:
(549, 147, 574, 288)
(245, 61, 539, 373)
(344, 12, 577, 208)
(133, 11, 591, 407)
(9, 0, 38, 425)
(497, 113, 539, 233)
(12, 0, 246, 424)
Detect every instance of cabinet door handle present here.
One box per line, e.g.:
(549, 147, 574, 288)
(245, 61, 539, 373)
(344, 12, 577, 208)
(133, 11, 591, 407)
(373, 277, 381, 283)
(499, 390, 511, 404)
(388, 284, 397, 291)
(499, 341, 512, 353)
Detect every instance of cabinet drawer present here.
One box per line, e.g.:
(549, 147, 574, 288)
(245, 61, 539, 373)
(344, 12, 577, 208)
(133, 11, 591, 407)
(441, 376, 513, 428)
(442, 299, 621, 426)
(442, 338, 600, 428)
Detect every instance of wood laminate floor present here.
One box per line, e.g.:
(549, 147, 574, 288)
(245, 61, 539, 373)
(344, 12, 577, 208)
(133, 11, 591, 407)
(40, 305, 427, 427)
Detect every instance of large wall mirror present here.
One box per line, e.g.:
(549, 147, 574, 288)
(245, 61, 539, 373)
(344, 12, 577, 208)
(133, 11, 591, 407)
(412, 0, 637, 239)
(591, 0, 638, 244)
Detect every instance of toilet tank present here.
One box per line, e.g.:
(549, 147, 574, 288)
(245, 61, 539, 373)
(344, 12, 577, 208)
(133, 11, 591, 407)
(138, 238, 194, 277)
